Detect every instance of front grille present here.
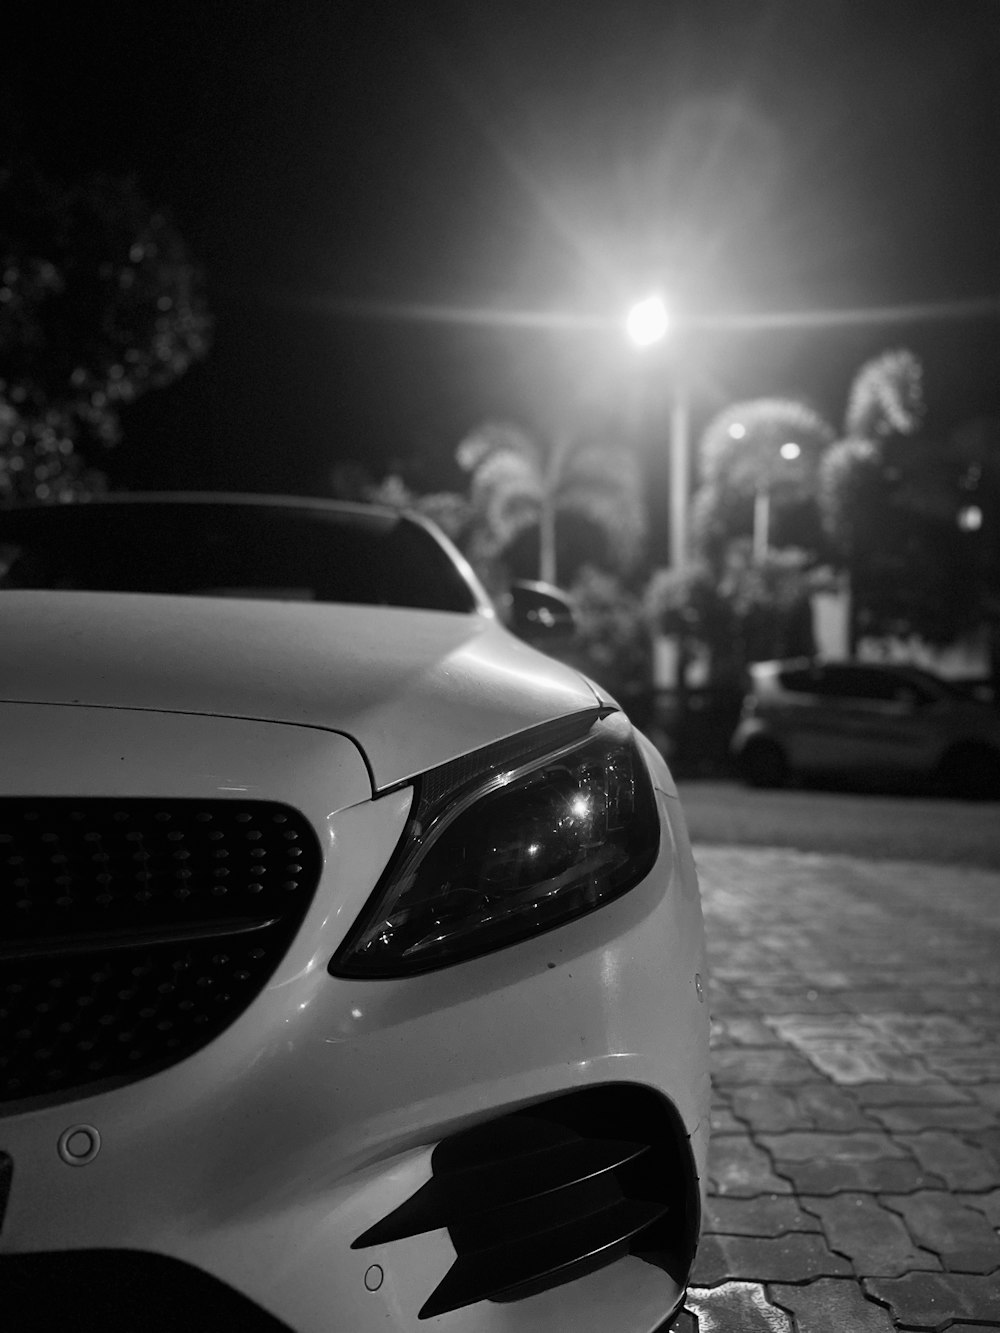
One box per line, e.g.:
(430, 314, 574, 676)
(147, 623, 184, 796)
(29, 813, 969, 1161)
(354, 1084, 700, 1319)
(0, 799, 322, 1105)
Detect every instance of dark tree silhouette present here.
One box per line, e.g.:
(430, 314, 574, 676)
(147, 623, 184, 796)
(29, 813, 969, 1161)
(0, 167, 212, 503)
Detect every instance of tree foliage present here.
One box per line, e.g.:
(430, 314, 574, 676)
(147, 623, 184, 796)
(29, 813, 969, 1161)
(0, 168, 212, 503)
(844, 347, 924, 439)
(700, 398, 834, 495)
(567, 566, 654, 723)
(455, 419, 646, 585)
(686, 347, 997, 660)
(819, 348, 926, 561)
(693, 398, 834, 566)
(647, 542, 816, 686)
(815, 347, 983, 646)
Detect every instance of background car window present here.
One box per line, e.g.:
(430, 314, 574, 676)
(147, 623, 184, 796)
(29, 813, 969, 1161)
(776, 667, 820, 694)
(820, 667, 925, 703)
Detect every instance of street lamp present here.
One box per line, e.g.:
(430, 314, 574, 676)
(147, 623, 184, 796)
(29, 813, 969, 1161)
(626, 295, 670, 347)
(625, 295, 690, 573)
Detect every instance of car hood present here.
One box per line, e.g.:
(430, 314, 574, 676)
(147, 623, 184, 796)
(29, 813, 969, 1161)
(0, 592, 600, 789)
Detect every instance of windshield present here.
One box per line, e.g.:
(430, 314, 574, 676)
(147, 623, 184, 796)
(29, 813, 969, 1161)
(0, 500, 482, 614)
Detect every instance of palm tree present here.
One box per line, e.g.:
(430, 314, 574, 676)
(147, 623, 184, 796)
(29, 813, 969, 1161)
(843, 348, 924, 440)
(818, 348, 925, 540)
(455, 420, 645, 586)
(694, 398, 834, 565)
(817, 349, 927, 649)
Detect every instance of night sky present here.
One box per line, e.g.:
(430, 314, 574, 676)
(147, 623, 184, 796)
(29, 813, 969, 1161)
(5, 0, 999, 498)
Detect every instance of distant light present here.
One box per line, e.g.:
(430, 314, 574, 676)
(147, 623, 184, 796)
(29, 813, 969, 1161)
(780, 441, 801, 460)
(626, 295, 669, 347)
(958, 505, 983, 532)
(728, 423, 746, 440)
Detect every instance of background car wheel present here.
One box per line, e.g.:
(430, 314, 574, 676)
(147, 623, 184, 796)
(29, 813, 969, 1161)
(936, 744, 1000, 800)
(738, 739, 789, 788)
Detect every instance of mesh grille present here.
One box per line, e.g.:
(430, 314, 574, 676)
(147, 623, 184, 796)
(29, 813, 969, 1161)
(0, 799, 321, 1105)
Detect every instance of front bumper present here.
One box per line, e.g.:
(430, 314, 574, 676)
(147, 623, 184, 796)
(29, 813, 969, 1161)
(0, 704, 710, 1332)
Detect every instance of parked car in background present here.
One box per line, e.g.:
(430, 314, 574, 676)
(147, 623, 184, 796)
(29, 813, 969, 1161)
(0, 493, 709, 1333)
(731, 657, 1000, 797)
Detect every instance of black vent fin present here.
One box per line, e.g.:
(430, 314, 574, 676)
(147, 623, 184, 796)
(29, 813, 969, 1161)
(419, 1197, 668, 1318)
(353, 1135, 650, 1247)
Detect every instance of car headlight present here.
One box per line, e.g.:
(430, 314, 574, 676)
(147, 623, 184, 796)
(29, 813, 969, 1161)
(330, 710, 661, 978)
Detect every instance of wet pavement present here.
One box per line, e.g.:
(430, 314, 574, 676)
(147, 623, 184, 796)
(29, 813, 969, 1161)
(673, 844, 1000, 1332)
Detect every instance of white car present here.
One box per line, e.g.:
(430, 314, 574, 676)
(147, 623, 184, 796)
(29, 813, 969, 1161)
(0, 494, 709, 1333)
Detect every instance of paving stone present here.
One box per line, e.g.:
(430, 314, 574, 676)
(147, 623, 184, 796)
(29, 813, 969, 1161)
(880, 1191, 1000, 1274)
(760, 1131, 941, 1193)
(691, 1231, 852, 1285)
(897, 1132, 999, 1190)
(693, 845, 1000, 1326)
(923, 1050, 1000, 1083)
(865, 1103, 998, 1133)
(704, 1194, 821, 1237)
(800, 1192, 940, 1277)
(922, 987, 1000, 1017)
(711, 1086, 734, 1111)
(766, 1015, 882, 1043)
(730, 990, 850, 1015)
(964, 1128, 1000, 1170)
(714, 1017, 783, 1047)
(853, 1082, 973, 1107)
(863, 1013, 983, 1048)
(844, 988, 937, 1014)
(769, 1278, 897, 1333)
(964, 1187, 1000, 1226)
(968, 1083, 1000, 1112)
(758, 1130, 912, 1164)
(685, 1281, 795, 1332)
(864, 1272, 1000, 1328)
(712, 1048, 820, 1086)
(708, 1134, 792, 1196)
(771, 1155, 938, 1193)
(726, 1087, 809, 1134)
(729, 1083, 877, 1134)
(793, 968, 854, 989)
(791, 1041, 934, 1085)
(713, 964, 787, 986)
(711, 1106, 744, 1134)
(709, 991, 760, 1016)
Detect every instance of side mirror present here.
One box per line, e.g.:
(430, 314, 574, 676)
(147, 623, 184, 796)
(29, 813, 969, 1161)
(505, 579, 577, 641)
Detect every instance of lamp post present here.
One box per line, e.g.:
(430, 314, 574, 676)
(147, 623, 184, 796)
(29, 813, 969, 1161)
(727, 421, 803, 563)
(625, 295, 690, 573)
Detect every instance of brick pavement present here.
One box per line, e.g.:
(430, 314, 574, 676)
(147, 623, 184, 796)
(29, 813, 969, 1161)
(671, 844, 1000, 1332)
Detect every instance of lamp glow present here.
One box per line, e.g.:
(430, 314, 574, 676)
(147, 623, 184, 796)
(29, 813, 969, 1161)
(728, 423, 746, 440)
(626, 296, 669, 347)
(780, 441, 801, 460)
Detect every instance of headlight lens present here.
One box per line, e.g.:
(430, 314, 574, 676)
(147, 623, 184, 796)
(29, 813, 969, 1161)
(330, 711, 661, 977)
